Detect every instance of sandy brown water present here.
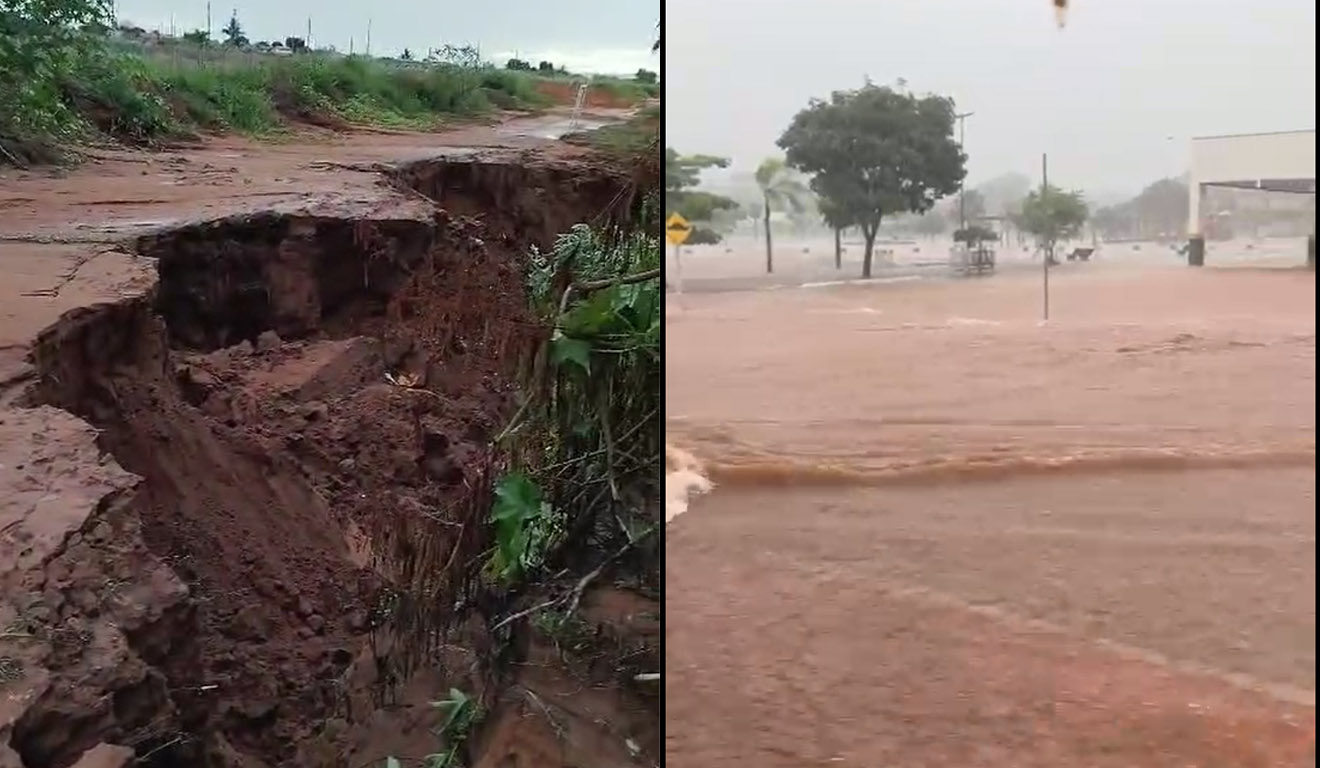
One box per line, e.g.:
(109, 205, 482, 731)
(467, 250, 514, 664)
(665, 261, 1316, 766)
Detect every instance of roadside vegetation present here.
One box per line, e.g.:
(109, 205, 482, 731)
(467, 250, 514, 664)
(387, 25, 660, 768)
(664, 148, 739, 244)
(1, 0, 656, 165)
(563, 103, 658, 156)
(777, 83, 966, 277)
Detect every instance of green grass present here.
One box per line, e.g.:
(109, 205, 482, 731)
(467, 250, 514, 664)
(586, 75, 660, 102)
(562, 104, 659, 156)
(3, 18, 651, 164)
(5, 42, 555, 159)
(126, 52, 550, 138)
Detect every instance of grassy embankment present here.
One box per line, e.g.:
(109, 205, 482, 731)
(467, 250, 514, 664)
(563, 103, 660, 156)
(1, 31, 656, 164)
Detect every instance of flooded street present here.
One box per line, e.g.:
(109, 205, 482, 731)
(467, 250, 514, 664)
(665, 261, 1316, 766)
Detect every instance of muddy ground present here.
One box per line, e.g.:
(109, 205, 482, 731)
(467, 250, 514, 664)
(0, 110, 657, 768)
(666, 264, 1315, 766)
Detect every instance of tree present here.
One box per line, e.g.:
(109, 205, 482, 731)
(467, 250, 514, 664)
(818, 196, 854, 269)
(778, 84, 965, 277)
(754, 157, 810, 274)
(400, 47, 414, 61)
(634, 68, 658, 84)
(221, 10, 246, 47)
(182, 29, 210, 45)
(665, 148, 737, 243)
(1089, 204, 1129, 241)
(1, 0, 113, 163)
(284, 36, 307, 53)
(1016, 184, 1088, 261)
(665, 148, 726, 191)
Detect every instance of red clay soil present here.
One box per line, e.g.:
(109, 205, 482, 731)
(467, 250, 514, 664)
(0, 117, 656, 768)
(7, 212, 525, 766)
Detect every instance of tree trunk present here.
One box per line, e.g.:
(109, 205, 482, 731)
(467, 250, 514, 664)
(833, 226, 842, 269)
(762, 196, 774, 274)
(861, 219, 880, 278)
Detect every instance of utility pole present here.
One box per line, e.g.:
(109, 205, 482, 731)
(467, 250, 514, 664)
(206, 2, 212, 41)
(1042, 152, 1051, 321)
(366, 18, 372, 56)
(956, 111, 975, 230)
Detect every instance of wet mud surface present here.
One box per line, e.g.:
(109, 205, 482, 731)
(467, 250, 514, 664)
(666, 266, 1315, 766)
(0, 115, 656, 768)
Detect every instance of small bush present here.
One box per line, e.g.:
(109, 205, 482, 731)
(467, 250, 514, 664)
(159, 65, 276, 133)
(65, 50, 179, 143)
(589, 75, 657, 103)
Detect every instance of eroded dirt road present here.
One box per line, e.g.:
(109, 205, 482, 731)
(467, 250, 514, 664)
(0, 112, 617, 384)
(665, 264, 1315, 766)
(0, 109, 655, 768)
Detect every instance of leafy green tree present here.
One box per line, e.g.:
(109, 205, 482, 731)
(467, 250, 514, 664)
(182, 29, 210, 45)
(754, 157, 810, 273)
(1016, 184, 1088, 260)
(665, 147, 737, 243)
(819, 195, 854, 269)
(1, 0, 112, 162)
(665, 147, 726, 190)
(1089, 204, 1129, 240)
(778, 84, 965, 277)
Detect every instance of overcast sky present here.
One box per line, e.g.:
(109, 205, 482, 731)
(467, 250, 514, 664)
(664, 0, 1316, 197)
(114, 0, 658, 75)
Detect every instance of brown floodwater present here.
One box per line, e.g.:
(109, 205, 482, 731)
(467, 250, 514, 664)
(665, 260, 1316, 767)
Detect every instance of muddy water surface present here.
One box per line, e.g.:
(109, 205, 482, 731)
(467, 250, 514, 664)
(665, 262, 1316, 766)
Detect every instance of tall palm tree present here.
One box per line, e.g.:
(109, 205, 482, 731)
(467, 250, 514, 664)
(754, 158, 810, 274)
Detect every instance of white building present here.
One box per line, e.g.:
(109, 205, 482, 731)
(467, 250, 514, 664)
(1186, 129, 1315, 263)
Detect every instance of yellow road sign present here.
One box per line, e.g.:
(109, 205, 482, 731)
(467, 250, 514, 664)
(665, 212, 692, 245)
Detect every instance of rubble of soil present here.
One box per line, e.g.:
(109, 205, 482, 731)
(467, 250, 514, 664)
(0, 153, 656, 767)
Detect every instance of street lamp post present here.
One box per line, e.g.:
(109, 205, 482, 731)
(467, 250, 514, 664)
(956, 111, 975, 230)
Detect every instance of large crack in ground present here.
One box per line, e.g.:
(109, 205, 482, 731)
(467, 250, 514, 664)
(0, 153, 655, 768)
